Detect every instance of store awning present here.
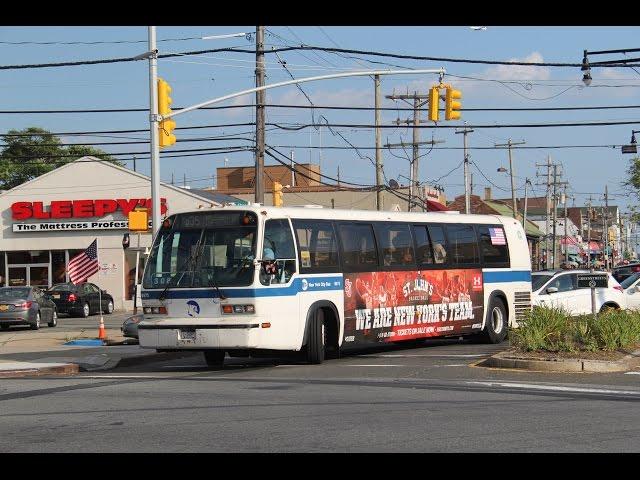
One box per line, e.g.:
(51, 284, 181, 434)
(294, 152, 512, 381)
(426, 200, 448, 211)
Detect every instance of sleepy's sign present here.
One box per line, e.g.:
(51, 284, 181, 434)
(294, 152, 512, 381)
(11, 198, 168, 220)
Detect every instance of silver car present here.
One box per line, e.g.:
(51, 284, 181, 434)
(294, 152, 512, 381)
(0, 287, 58, 330)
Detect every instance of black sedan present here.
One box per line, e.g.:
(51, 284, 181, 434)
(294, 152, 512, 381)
(0, 287, 57, 330)
(47, 282, 114, 318)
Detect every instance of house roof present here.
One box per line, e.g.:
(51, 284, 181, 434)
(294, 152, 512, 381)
(485, 201, 544, 238)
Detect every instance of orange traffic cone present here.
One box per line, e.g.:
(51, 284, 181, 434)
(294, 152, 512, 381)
(98, 317, 106, 340)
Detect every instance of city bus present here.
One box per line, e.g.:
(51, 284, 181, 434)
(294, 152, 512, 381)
(138, 205, 532, 366)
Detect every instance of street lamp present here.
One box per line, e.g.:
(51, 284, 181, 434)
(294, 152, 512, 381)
(579, 47, 640, 86)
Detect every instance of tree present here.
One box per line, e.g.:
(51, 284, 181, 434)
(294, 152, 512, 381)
(0, 127, 122, 190)
(623, 156, 640, 223)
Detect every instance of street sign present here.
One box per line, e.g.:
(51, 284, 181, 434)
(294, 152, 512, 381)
(577, 274, 608, 289)
(622, 144, 637, 154)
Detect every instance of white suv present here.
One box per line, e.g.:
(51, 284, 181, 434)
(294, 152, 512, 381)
(531, 269, 625, 315)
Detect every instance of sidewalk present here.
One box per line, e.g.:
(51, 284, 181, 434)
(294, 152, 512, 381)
(0, 327, 197, 378)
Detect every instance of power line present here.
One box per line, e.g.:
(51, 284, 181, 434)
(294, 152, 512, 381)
(3, 103, 640, 114)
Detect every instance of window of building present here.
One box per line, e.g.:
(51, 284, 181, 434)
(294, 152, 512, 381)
(7, 251, 49, 264)
(446, 225, 479, 265)
(293, 220, 339, 271)
(337, 223, 378, 271)
(51, 250, 66, 284)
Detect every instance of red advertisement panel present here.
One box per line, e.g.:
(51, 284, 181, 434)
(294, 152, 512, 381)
(342, 269, 484, 345)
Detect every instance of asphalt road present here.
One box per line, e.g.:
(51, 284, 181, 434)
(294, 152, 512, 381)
(1, 338, 640, 452)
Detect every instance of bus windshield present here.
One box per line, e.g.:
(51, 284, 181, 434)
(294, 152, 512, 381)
(142, 211, 258, 289)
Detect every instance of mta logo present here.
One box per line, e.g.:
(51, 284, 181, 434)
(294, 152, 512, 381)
(186, 300, 200, 317)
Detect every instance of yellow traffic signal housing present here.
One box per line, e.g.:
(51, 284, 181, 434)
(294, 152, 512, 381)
(129, 208, 149, 232)
(272, 181, 284, 207)
(428, 86, 440, 122)
(445, 86, 462, 121)
(157, 78, 177, 148)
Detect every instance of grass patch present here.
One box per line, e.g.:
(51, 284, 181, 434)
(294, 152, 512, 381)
(511, 307, 640, 353)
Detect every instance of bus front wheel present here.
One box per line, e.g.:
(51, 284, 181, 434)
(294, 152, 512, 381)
(203, 350, 226, 367)
(306, 308, 325, 364)
(482, 298, 508, 344)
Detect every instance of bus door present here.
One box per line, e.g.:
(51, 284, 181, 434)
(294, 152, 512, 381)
(260, 219, 299, 340)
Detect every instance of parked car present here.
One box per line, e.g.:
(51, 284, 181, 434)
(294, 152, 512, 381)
(612, 263, 640, 283)
(531, 269, 625, 315)
(121, 313, 143, 339)
(620, 272, 640, 311)
(0, 286, 58, 330)
(46, 282, 114, 318)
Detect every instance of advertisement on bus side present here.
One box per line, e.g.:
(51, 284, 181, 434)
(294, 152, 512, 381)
(342, 268, 484, 344)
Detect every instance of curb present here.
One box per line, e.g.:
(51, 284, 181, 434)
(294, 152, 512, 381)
(0, 363, 79, 378)
(479, 349, 640, 373)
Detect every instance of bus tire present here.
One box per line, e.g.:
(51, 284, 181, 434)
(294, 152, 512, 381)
(306, 308, 325, 364)
(203, 350, 225, 367)
(482, 297, 508, 344)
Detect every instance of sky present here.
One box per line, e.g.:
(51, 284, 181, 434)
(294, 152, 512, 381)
(0, 25, 639, 214)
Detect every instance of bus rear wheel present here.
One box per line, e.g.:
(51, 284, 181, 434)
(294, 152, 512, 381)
(306, 308, 325, 364)
(482, 298, 508, 344)
(203, 350, 225, 367)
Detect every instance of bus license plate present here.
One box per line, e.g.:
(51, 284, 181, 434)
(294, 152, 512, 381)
(179, 329, 196, 341)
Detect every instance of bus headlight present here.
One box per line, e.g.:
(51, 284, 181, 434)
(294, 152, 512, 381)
(143, 306, 167, 314)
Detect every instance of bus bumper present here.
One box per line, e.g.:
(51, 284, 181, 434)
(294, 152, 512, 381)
(138, 318, 272, 350)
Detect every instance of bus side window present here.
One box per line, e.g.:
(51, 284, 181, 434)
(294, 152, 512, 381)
(477, 225, 510, 266)
(261, 219, 297, 285)
(445, 224, 479, 265)
(427, 225, 448, 264)
(338, 223, 378, 270)
(292, 220, 339, 271)
(412, 225, 434, 265)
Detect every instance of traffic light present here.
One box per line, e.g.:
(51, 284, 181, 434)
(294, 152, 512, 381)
(445, 86, 462, 121)
(157, 78, 176, 148)
(428, 86, 440, 122)
(272, 181, 283, 207)
(128, 208, 149, 232)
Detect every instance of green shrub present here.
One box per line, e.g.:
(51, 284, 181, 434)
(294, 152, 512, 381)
(512, 307, 640, 353)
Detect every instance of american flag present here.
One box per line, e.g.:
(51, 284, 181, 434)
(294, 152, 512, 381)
(68, 239, 100, 284)
(489, 227, 506, 245)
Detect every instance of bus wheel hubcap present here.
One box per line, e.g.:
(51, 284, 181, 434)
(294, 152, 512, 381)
(492, 307, 503, 333)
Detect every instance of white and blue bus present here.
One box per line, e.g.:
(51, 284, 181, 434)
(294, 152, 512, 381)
(138, 205, 532, 366)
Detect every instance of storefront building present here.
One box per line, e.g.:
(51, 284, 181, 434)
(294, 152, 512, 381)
(0, 157, 243, 310)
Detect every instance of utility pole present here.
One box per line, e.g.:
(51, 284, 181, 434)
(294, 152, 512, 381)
(290, 150, 295, 187)
(587, 197, 592, 267)
(255, 25, 266, 204)
(133, 155, 137, 172)
(412, 94, 420, 210)
(495, 139, 526, 219)
(456, 127, 474, 214)
(374, 75, 383, 211)
(148, 26, 161, 235)
(552, 165, 558, 268)
(523, 178, 531, 229)
(564, 184, 569, 264)
(604, 184, 609, 269)
(536, 156, 553, 269)
(386, 90, 444, 212)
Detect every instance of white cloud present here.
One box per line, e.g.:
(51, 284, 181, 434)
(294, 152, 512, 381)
(483, 52, 551, 81)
